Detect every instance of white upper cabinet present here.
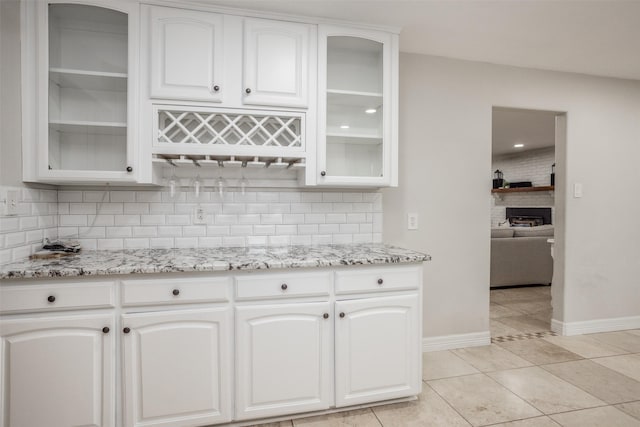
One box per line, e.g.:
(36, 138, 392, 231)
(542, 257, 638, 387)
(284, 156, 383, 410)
(22, 0, 140, 184)
(243, 18, 311, 108)
(143, 6, 313, 109)
(316, 25, 399, 187)
(149, 6, 224, 102)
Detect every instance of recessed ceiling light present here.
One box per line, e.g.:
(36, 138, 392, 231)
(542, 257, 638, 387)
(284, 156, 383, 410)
(365, 108, 377, 114)
(514, 143, 524, 148)
(340, 125, 350, 129)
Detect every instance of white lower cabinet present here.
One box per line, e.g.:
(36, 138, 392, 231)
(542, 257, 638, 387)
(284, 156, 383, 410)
(121, 307, 232, 427)
(0, 314, 115, 427)
(335, 294, 421, 407)
(235, 302, 333, 420)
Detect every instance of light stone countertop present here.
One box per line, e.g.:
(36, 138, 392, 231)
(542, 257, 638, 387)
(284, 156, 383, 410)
(0, 244, 430, 280)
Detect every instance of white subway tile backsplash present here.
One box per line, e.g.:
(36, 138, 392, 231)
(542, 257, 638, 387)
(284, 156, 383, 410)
(58, 191, 82, 202)
(19, 216, 38, 231)
(1, 186, 382, 264)
(150, 238, 174, 248)
(114, 215, 141, 226)
(124, 238, 150, 249)
(60, 215, 88, 226)
(110, 191, 135, 202)
(69, 203, 97, 214)
(97, 239, 124, 250)
(106, 227, 133, 238)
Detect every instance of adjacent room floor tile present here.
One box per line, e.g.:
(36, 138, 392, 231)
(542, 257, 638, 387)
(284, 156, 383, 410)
(543, 334, 628, 358)
(593, 354, 640, 382)
(617, 401, 640, 420)
(497, 338, 582, 365)
(372, 384, 471, 426)
(422, 350, 479, 380)
(588, 331, 640, 353)
(506, 301, 551, 315)
(491, 319, 525, 337)
(453, 345, 533, 372)
(488, 416, 561, 427)
(549, 405, 640, 427)
(542, 359, 640, 404)
(428, 373, 541, 426)
(491, 303, 524, 319)
(292, 409, 381, 427)
(488, 366, 604, 414)
(496, 315, 552, 334)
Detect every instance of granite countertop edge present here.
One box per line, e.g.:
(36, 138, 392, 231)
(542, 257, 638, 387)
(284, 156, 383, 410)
(0, 244, 431, 280)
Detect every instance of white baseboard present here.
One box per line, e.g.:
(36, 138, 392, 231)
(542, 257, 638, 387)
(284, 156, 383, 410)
(423, 331, 491, 352)
(551, 316, 640, 336)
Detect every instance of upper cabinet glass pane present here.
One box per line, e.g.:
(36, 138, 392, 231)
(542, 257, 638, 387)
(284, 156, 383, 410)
(325, 36, 384, 178)
(47, 4, 128, 172)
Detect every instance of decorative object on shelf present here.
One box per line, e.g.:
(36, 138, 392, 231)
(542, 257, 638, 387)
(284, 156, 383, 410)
(551, 163, 555, 186)
(509, 181, 533, 188)
(493, 169, 505, 189)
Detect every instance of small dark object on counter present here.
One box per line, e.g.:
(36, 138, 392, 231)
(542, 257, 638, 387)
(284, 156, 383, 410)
(42, 238, 82, 253)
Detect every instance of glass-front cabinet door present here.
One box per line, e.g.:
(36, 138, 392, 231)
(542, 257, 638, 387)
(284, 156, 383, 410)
(34, 0, 138, 183)
(316, 26, 398, 187)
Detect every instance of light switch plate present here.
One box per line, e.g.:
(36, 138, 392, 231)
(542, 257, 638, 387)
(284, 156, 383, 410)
(574, 183, 583, 198)
(193, 206, 206, 224)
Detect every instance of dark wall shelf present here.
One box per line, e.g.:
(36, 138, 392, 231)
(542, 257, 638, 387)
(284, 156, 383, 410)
(491, 185, 554, 194)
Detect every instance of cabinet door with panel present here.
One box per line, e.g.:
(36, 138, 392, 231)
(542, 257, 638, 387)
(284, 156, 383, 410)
(335, 294, 421, 407)
(316, 25, 398, 187)
(235, 302, 333, 420)
(147, 5, 224, 102)
(243, 18, 312, 108)
(121, 308, 232, 427)
(0, 314, 115, 427)
(25, 0, 139, 183)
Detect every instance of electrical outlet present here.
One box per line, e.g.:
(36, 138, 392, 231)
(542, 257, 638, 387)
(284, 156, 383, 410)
(193, 206, 206, 224)
(574, 183, 583, 198)
(407, 212, 418, 230)
(5, 190, 19, 216)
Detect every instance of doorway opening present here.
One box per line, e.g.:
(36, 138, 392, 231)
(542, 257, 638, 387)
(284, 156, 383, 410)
(489, 107, 565, 341)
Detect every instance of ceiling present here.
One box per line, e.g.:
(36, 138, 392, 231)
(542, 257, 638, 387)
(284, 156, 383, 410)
(492, 108, 557, 157)
(201, 0, 640, 81)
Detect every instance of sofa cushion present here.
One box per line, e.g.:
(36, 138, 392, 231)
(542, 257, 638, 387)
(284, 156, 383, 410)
(513, 225, 554, 237)
(491, 228, 515, 238)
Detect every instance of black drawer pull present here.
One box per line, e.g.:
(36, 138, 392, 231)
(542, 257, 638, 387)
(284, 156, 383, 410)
(47, 295, 56, 303)
(123, 327, 130, 334)
(281, 283, 288, 290)
(323, 313, 329, 319)
(339, 312, 345, 318)
(102, 327, 110, 334)
(172, 289, 180, 296)
(377, 278, 384, 285)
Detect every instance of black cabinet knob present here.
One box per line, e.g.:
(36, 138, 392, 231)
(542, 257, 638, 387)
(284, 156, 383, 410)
(172, 289, 180, 296)
(245, 88, 252, 94)
(281, 283, 288, 290)
(102, 327, 110, 334)
(320, 171, 326, 176)
(126, 166, 133, 172)
(213, 85, 220, 92)
(323, 313, 329, 319)
(377, 278, 384, 285)
(47, 295, 56, 303)
(123, 327, 130, 334)
(339, 312, 345, 318)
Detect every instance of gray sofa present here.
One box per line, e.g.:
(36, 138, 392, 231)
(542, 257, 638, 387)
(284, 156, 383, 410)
(490, 226, 554, 287)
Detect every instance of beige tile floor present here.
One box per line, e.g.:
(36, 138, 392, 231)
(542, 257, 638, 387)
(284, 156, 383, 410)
(254, 286, 640, 426)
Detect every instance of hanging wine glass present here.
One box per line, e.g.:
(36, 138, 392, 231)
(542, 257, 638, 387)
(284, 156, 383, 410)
(190, 172, 203, 200)
(239, 175, 249, 196)
(214, 176, 227, 200)
(166, 165, 181, 199)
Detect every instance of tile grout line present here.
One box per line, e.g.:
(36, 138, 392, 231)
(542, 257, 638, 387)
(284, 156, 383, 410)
(422, 380, 475, 426)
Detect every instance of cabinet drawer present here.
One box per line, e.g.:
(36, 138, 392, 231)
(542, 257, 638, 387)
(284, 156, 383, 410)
(0, 282, 115, 314)
(235, 271, 331, 300)
(121, 277, 230, 306)
(334, 265, 421, 295)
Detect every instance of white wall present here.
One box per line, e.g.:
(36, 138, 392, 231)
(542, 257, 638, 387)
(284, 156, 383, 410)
(384, 53, 640, 339)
